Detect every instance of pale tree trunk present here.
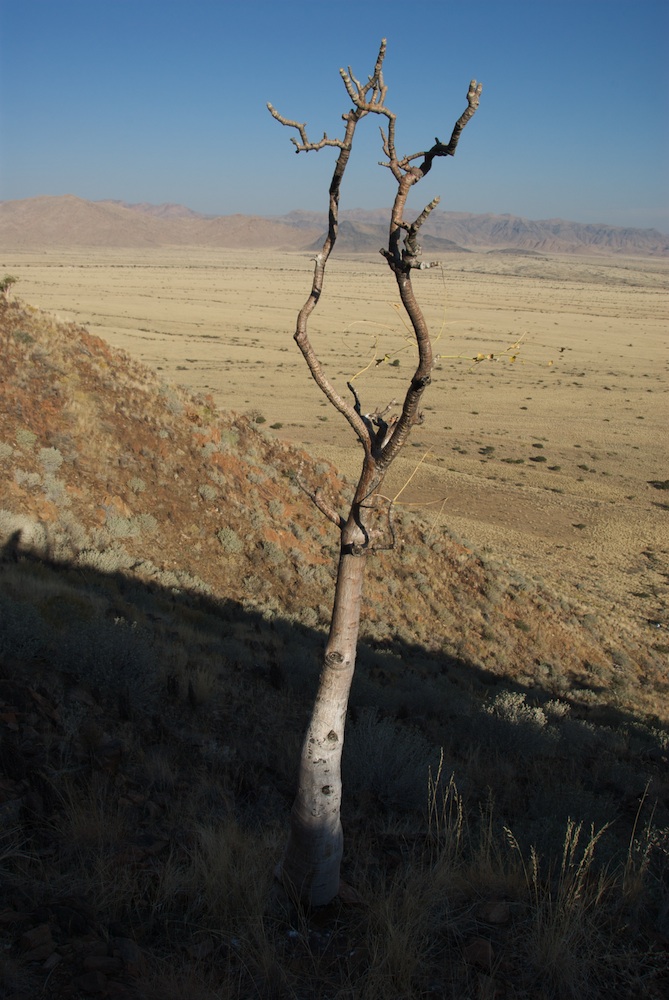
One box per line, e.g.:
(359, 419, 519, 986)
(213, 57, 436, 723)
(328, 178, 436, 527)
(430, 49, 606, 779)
(282, 527, 366, 903)
(269, 40, 481, 906)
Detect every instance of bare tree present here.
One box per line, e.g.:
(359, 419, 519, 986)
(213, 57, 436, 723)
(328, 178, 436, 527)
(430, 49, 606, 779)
(268, 40, 481, 906)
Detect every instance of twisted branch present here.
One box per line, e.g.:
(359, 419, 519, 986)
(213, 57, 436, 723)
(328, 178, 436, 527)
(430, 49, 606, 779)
(296, 465, 345, 529)
(268, 41, 482, 537)
(266, 106, 346, 152)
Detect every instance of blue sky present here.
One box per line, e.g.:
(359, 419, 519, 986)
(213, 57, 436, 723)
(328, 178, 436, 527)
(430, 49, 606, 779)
(1, 0, 667, 230)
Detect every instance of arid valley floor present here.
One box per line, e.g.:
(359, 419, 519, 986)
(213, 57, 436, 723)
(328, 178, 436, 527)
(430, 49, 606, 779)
(4, 246, 668, 663)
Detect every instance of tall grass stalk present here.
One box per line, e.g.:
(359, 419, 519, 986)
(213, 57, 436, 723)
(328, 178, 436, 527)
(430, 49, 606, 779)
(622, 779, 656, 907)
(426, 748, 464, 866)
(505, 819, 615, 997)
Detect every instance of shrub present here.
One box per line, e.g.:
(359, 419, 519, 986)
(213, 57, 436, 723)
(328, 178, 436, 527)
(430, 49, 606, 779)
(16, 427, 37, 448)
(261, 540, 286, 565)
(42, 473, 71, 507)
(54, 616, 157, 702)
(268, 499, 285, 519)
(14, 469, 41, 489)
(0, 274, 18, 296)
(217, 526, 243, 554)
(481, 690, 558, 757)
(343, 708, 439, 812)
(105, 514, 140, 538)
(198, 483, 218, 501)
(104, 513, 157, 538)
(218, 428, 239, 450)
(299, 606, 319, 627)
(0, 510, 50, 553)
(78, 546, 134, 574)
(0, 594, 48, 659)
(38, 446, 64, 474)
(160, 387, 183, 415)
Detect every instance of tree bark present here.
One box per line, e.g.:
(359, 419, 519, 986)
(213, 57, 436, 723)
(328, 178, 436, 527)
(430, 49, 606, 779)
(281, 516, 368, 904)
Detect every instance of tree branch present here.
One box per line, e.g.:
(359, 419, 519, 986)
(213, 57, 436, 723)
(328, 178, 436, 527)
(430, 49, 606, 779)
(296, 466, 345, 529)
(418, 79, 482, 176)
(268, 44, 396, 462)
(266, 105, 346, 152)
(378, 79, 482, 179)
(269, 45, 482, 527)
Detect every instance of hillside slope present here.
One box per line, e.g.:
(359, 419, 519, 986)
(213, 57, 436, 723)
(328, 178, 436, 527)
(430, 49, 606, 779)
(1, 296, 666, 719)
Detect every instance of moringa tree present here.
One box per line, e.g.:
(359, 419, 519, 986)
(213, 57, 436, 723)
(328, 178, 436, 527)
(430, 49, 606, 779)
(268, 40, 481, 907)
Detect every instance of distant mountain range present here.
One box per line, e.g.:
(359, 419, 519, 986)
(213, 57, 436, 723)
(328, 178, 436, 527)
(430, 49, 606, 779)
(1, 194, 667, 256)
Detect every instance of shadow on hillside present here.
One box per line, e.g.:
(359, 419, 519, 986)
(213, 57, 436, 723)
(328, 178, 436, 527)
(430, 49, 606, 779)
(1, 528, 665, 732)
(1, 530, 667, 856)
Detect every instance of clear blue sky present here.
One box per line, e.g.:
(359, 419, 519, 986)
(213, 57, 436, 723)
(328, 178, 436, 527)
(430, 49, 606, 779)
(1, 0, 667, 231)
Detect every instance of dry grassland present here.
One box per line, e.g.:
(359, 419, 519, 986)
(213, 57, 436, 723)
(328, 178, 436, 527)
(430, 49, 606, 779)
(4, 246, 668, 645)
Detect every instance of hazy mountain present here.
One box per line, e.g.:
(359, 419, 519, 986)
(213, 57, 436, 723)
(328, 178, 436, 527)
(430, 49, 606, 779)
(1, 195, 667, 255)
(99, 199, 207, 220)
(0, 195, 320, 250)
(291, 208, 669, 256)
(304, 219, 468, 254)
(423, 211, 669, 256)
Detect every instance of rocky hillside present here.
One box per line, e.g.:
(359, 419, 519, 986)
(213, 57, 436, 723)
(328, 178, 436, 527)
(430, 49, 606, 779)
(1, 295, 667, 718)
(1, 195, 667, 255)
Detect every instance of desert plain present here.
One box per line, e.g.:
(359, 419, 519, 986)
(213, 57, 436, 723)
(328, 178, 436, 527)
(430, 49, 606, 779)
(2, 245, 668, 651)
